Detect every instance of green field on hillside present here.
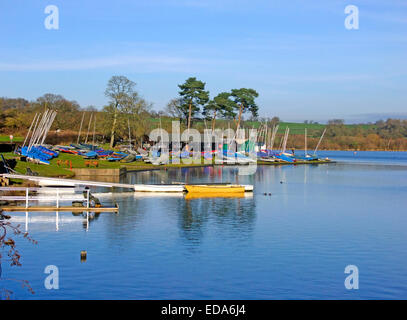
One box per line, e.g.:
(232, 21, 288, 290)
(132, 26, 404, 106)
(150, 118, 376, 136)
(1, 121, 378, 143)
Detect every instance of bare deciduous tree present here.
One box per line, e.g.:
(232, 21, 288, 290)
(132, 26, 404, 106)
(1, 211, 37, 299)
(105, 76, 137, 147)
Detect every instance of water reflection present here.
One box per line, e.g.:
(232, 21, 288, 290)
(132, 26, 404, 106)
(175, 194, 256, 247)
(127, 165, 256, 186)
(101, 196, 148, 245)
(5, 157, 407, 299)
(10, 210, 102, 232)
(119, 167, 258, 248)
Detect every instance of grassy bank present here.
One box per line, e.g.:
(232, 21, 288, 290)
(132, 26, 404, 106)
(1, 152, 213, 178)
(0, 135, 23, 142)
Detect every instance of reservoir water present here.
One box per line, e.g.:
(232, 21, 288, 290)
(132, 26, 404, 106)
(2, 151, 407, 299)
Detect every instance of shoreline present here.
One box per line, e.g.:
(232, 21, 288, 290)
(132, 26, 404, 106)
(2, 148, 405, 181)
(311, 149, 407, 152)
(4, 160, 336, 183)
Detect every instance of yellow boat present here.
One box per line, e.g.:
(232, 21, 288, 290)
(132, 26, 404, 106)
(185, 193, 246, 200)
(185, 184, 245, 194)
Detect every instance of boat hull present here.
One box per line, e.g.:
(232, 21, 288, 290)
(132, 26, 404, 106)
(38, 179, 77, 187)
(133, 184, 185, 192)
(185, 185, 245, 193)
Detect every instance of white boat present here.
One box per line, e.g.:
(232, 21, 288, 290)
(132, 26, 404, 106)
(36, 186, 86, 194)
(1, 174, 254, 193)
(214, 154, 256, 165)
(133, 192, 184, 198)
(38, 179, 78, 187)
(260, 157, 277, 162)
(133, 184, 185, 192)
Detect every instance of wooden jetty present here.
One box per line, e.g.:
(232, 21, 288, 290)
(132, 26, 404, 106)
(1, 206, 118, 212)
(0, 186, 119, 213)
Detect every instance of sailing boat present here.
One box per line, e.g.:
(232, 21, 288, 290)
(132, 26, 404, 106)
(258, 124, 279, 162)
(18, 110, 59, 164)
(292, 128, 318, 161)
(274, 127, 296, 162)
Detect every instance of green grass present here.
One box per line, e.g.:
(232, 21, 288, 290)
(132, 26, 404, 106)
(273, 122, 326, 135)
(2, 152, 74, 177)
(1, 151, 212, 178)
(242, 121, 378, 136)
(0, 135, 23, 142)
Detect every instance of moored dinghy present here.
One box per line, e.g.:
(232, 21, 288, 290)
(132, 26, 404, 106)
(185, 184, 245, 193)
(133, 184, 185, 192)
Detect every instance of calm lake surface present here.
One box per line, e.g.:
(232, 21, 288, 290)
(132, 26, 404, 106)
(3, 151, 407, 299)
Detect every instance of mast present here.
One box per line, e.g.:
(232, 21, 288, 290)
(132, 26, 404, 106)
(33, 109, 49, 145)
(85, 113, 93, 144)
(22, 113, 38, 148)
(270, 125, 278, 151)
(77, 112, 85, 144)
(28, 112, 42, 151)
(304, 128, 307, 156)
(92, 114, 97, 146)
(278, 130, 284, 151)
(30, 111, 48, 150)
(41, 110, 57, 145)
(282, 127, 289, 153)
(313, 128, 326, 155)
(41, 110, 55, 145)
(264, 124, 268, 149)
(128, 118, 132, 150)
(267, 125, 272, 150)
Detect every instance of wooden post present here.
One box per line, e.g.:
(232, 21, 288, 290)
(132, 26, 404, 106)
(81, 250, 87, 262)
(25, 188, 29, 208)
(56, 189, 59, 208)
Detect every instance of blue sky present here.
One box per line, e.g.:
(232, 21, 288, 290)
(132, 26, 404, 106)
(0, 0, 406, 123)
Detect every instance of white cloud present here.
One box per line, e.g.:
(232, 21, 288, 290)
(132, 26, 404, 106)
(0, 55, 222, 72)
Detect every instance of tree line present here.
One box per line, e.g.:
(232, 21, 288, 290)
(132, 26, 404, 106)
(165, 77, 259, 130)
(1, 75, 407, 150)
(0, 76, 260, 147)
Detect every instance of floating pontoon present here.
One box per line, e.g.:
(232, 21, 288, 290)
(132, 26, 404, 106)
(0, 174, 254, 193)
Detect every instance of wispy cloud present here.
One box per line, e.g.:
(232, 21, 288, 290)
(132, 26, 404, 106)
(0, 55, 226, 72)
